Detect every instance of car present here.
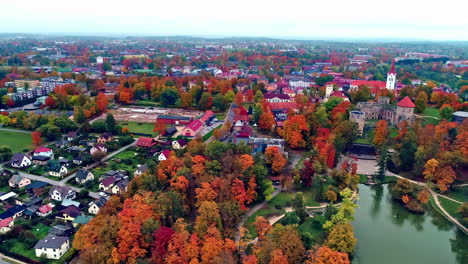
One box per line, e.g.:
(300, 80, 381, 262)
(99, 192, 107, 197)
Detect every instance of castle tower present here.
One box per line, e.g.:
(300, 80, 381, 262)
(325, 83, 334, 98)
(386, 59, 396, 90)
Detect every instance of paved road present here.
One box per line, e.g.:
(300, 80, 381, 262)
(205, 104, 235, 143)
(0, 253, 27, 264)
(0, 127, 32, 134)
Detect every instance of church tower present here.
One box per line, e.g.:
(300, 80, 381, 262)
(386, 59, 396, 90)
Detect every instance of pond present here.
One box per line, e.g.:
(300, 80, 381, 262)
(352, 184, 467, 264)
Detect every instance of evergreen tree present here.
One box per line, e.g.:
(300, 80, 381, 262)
(376, 145, 388, 181)
(105, 113, 116, 134)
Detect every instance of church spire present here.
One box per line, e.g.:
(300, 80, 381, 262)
(389, 59, 396, 74)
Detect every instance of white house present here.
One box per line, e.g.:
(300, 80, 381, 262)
(34, 235, 70, 259)
(172, 139, 187, 150)
(134, 164, 149, 177)
(8, 174, 31, 188)
(33, 147, 54, 159)
(90, 144, 107, 155)
(0, 217, 14, 234)
(49, 186, 76, 201)
(75, 169, 94, 184)
(88, 197, 108, 215)
(158, 150, 171, 161)
(10, 153, 32, 169)
(47, 161, 68, 178)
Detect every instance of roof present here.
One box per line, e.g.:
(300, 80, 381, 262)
(32, 155, 50, 161)
(176, 139, 187, 147)
(75, 169, 91, 180)
(38, 204, 54, 214)
(59, 205, 82, 218)
(34, 235, 69, 249)
(7, 205, 25, 214)
(49, 185, 74, 198)
(269, 102, 298, 110)
(160, 149, 171, 158)
(165, 126, 177, 134)
(34, 147, 52, 154)
(0, 212, 14, 220)
(396, 96, 415, 108)
(453, 111, 468, 117)
(11, 153, 28, 163)
(200, 110, 214, 123)
(185, 119, 203, 132)
(330, 91, 348, 99)
(61, 199, 80, 207)
(136, 137, 156, 147)
(0, 217, 13, 228)
(49, 225, 72, 236)
(102, 176, 116, 187)
(264, 93, 290, 100)
(157, 115, 192, 121)
(135, 164, 149, 173)
(0, 192, 17, 201)
(73, 215, 93, 225)
(389, 59, 396, 74)
(91, 196, 109, 208)
(26, 181, 49, 190)
(350, 80, 386, 88)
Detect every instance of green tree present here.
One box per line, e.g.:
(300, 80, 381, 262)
(253, 103, 263, 124)
(74, 106, 86, 124)
(439, 106, 454, 121)
(292, 192, 307, 223)
(323, 188, 357, 230)
(414, 91, 428, 113)
(160, 88, 179, 107)
(105, 114, 116, 134)
(213, 93, 229, 111)
(224, 90, 235, 103)
(325, 222, 357, 254)
(376, 146, 388, 181)
(0, 145, 12, 163)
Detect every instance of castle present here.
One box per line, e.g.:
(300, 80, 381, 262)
(350, 96, 415, 134)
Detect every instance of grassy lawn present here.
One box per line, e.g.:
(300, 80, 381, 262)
(91, 150, 140, 180)
(299, 215, 326, 241)
(202, 125, 222, 142)
(5, 239, 38, 260)
(0, 130, 33, 152)
(419, 116, 440, 126)
(269, 189, 320, 209)
(422, 107, 441, 118)
(118, 121, 156, 136)
(31, 223, 51, 238)
(438, 196, 464, 225)
(445, 186, 468, 203)
(215, 113, 226, 120)
(244, 208, 284, 237)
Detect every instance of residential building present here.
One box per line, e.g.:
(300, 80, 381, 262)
(97, 133, 113, 143)
(111, 179, 129, 194)
(88, 196, 109, 215)
(134, 164, 149, 177)
(90, 144, 107, 155)
(182, 119, 203, 137)
(49, 186, 76, 201)
(37, 203, 54, 217)
(72, 215, 93, 228)
(0, 217, 14, 234)
(172, 139, 187, 150)
(34, 235, 70, 259)
(264, 93, 292, 103)
(353, 96, 415, 126)
(8, 174, 31, 188)
(75, 169, 94, 184)
(33, 147, 54, 159)
(99, 176, 116, 192)
(56, 205, 82, 222)
(46, 160, 68, 178)
(158, 150, 171, 161)
(10, 153, 32, 169)
(32, 155, 50, 165)
(136, 137, 157, 148)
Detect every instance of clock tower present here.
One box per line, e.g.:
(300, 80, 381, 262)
(386, 59, 396, 90)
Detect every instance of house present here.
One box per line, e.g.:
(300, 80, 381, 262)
(0, 217, 14, 234)
(49, 186, 76, 201)
(99, 176, 116, 192)
(97, 133, 113, 143)
(164, 126, 177, 137)
(54, 140, 69, 149)
(72, 215, 93, 228)
(66, 131, 77, 141)
(156, 115, 193, 125)
(329, 91, 349, 101)
(32, 155, 50, 165)
(46, 160, 68, 178)
(24, 205, 39, 218)
(33, 147, 54, 159)
(172, 139, 187, 150)
(8, 174, 31, 188)
(182, 119, 203, 137)
(90, 143, 107, 155)
(0, 192, 17, 203)
(199, 110, 215, 125)
(67, 146, 87, 153)
(134, 164, 149, 177)
(264, 93, 292, 103)
(88, 196, 109, 215)
(34, 235, 70, 259)
(136, 137, 157, 148)
(10, 153, 32, 169)
(37, 203, 55, 217)
(0, 212, 13, 221)
(61, 199, 80, 208)
(111, 179, 129, 194)
(25, 181, 49, 196)
(7, 205, 25, 219)
(56, 205, 82, 222)
(158, 149, 171, 161)
(72, 156, 83, 165)
(49, 225, 73, 237)
(75, 169, 94, 184)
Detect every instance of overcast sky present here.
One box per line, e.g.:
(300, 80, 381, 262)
(1, 0, 467, 41)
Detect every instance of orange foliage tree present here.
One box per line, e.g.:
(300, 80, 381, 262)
(373, 120, 388, 146)
(259, 112, 276, 131)
(264, 146, 287, 174)
(31, 131, 42, 146)
(305, 246, 350, 264)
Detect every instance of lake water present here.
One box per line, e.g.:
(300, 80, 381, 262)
(352, 184, 468, 264)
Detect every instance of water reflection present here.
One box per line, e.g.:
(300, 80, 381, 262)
(353, 184, 468, 264)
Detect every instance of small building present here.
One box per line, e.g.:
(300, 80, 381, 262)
(49, 186, 76, 201)
(49, 225, 73, 237)
(56, 205, 82, 222)
(453, 111, 468, 123)
(37, 203, 55, 217)
(32, 155, 51, 165)
(88, 196, 109, 215)
(66, 131, 77, 141)
(7, 205, 25, 219)
(46, 160, 68, 178)
(164, 126, 177, 137)
(0, 217, 14, 234)
(111, 179, 129, 194)
(172, 139, 187, 150)
(33, 148, 54, 159)
(264, 93, 292, 103)
(134, 164, 149, 177)
(99, 176, 116, 192)
(25, 181, 49, 196)
(158, 149, 171, 161)
(34, 235, 70, 259)
(182, 119, 203, 137)
(90, 144, 107, 155)
(72, 215, 93, 228)
(75, 169, 94, 184)
(8, 174, 31, 188)
(136, 137, 157, 148)
(10, 153, 32, 169)
(97, 133, 113, 144)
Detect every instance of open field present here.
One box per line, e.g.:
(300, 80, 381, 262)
(422, 107, 441, 118)
(119, 121, 156, 136)
(438, 196, 464, 224)
(0, 130, 33, 152)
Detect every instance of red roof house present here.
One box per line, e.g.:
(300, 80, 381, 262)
(182, 119, 203, 137)
(330, 91, 349, 101)
(136, 137, 156, 148)
(158, 150, 171, 161)
(396, 96, 415, 108)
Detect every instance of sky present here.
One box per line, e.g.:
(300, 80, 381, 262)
(1, 0, 468, 41)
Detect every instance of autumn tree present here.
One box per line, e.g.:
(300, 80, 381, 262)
(194, 201, 222, 236)
(414, 91, 428, 113)
(373, 120, 388, 147)
(180, 91, 193, 109)
(259, 112, 276, 131)
(325, 222, 357, 254)
(270, 249, 289, 264)
(264, 146, 287, 174)
(151, 226, 174, 263)
(433, 165, 457, 192)
(235, 91, 244, 105)
(305, 246, 350, 264)
(31, 131, 42, 146)
(254, 216, 272, 241)
(423, 158, 439, 181)
(280, 114, 309, 148)
(96, 92, 109, 112)
(326, 190, 337, 203)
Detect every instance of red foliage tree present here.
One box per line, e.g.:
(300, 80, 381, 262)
(31, 131, 42, 146)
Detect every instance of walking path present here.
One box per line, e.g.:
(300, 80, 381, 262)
(0, 127, 32, 134)
(0, 253, 27, 264)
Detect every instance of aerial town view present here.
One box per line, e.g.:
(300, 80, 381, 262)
(0, 1, 467, 264)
